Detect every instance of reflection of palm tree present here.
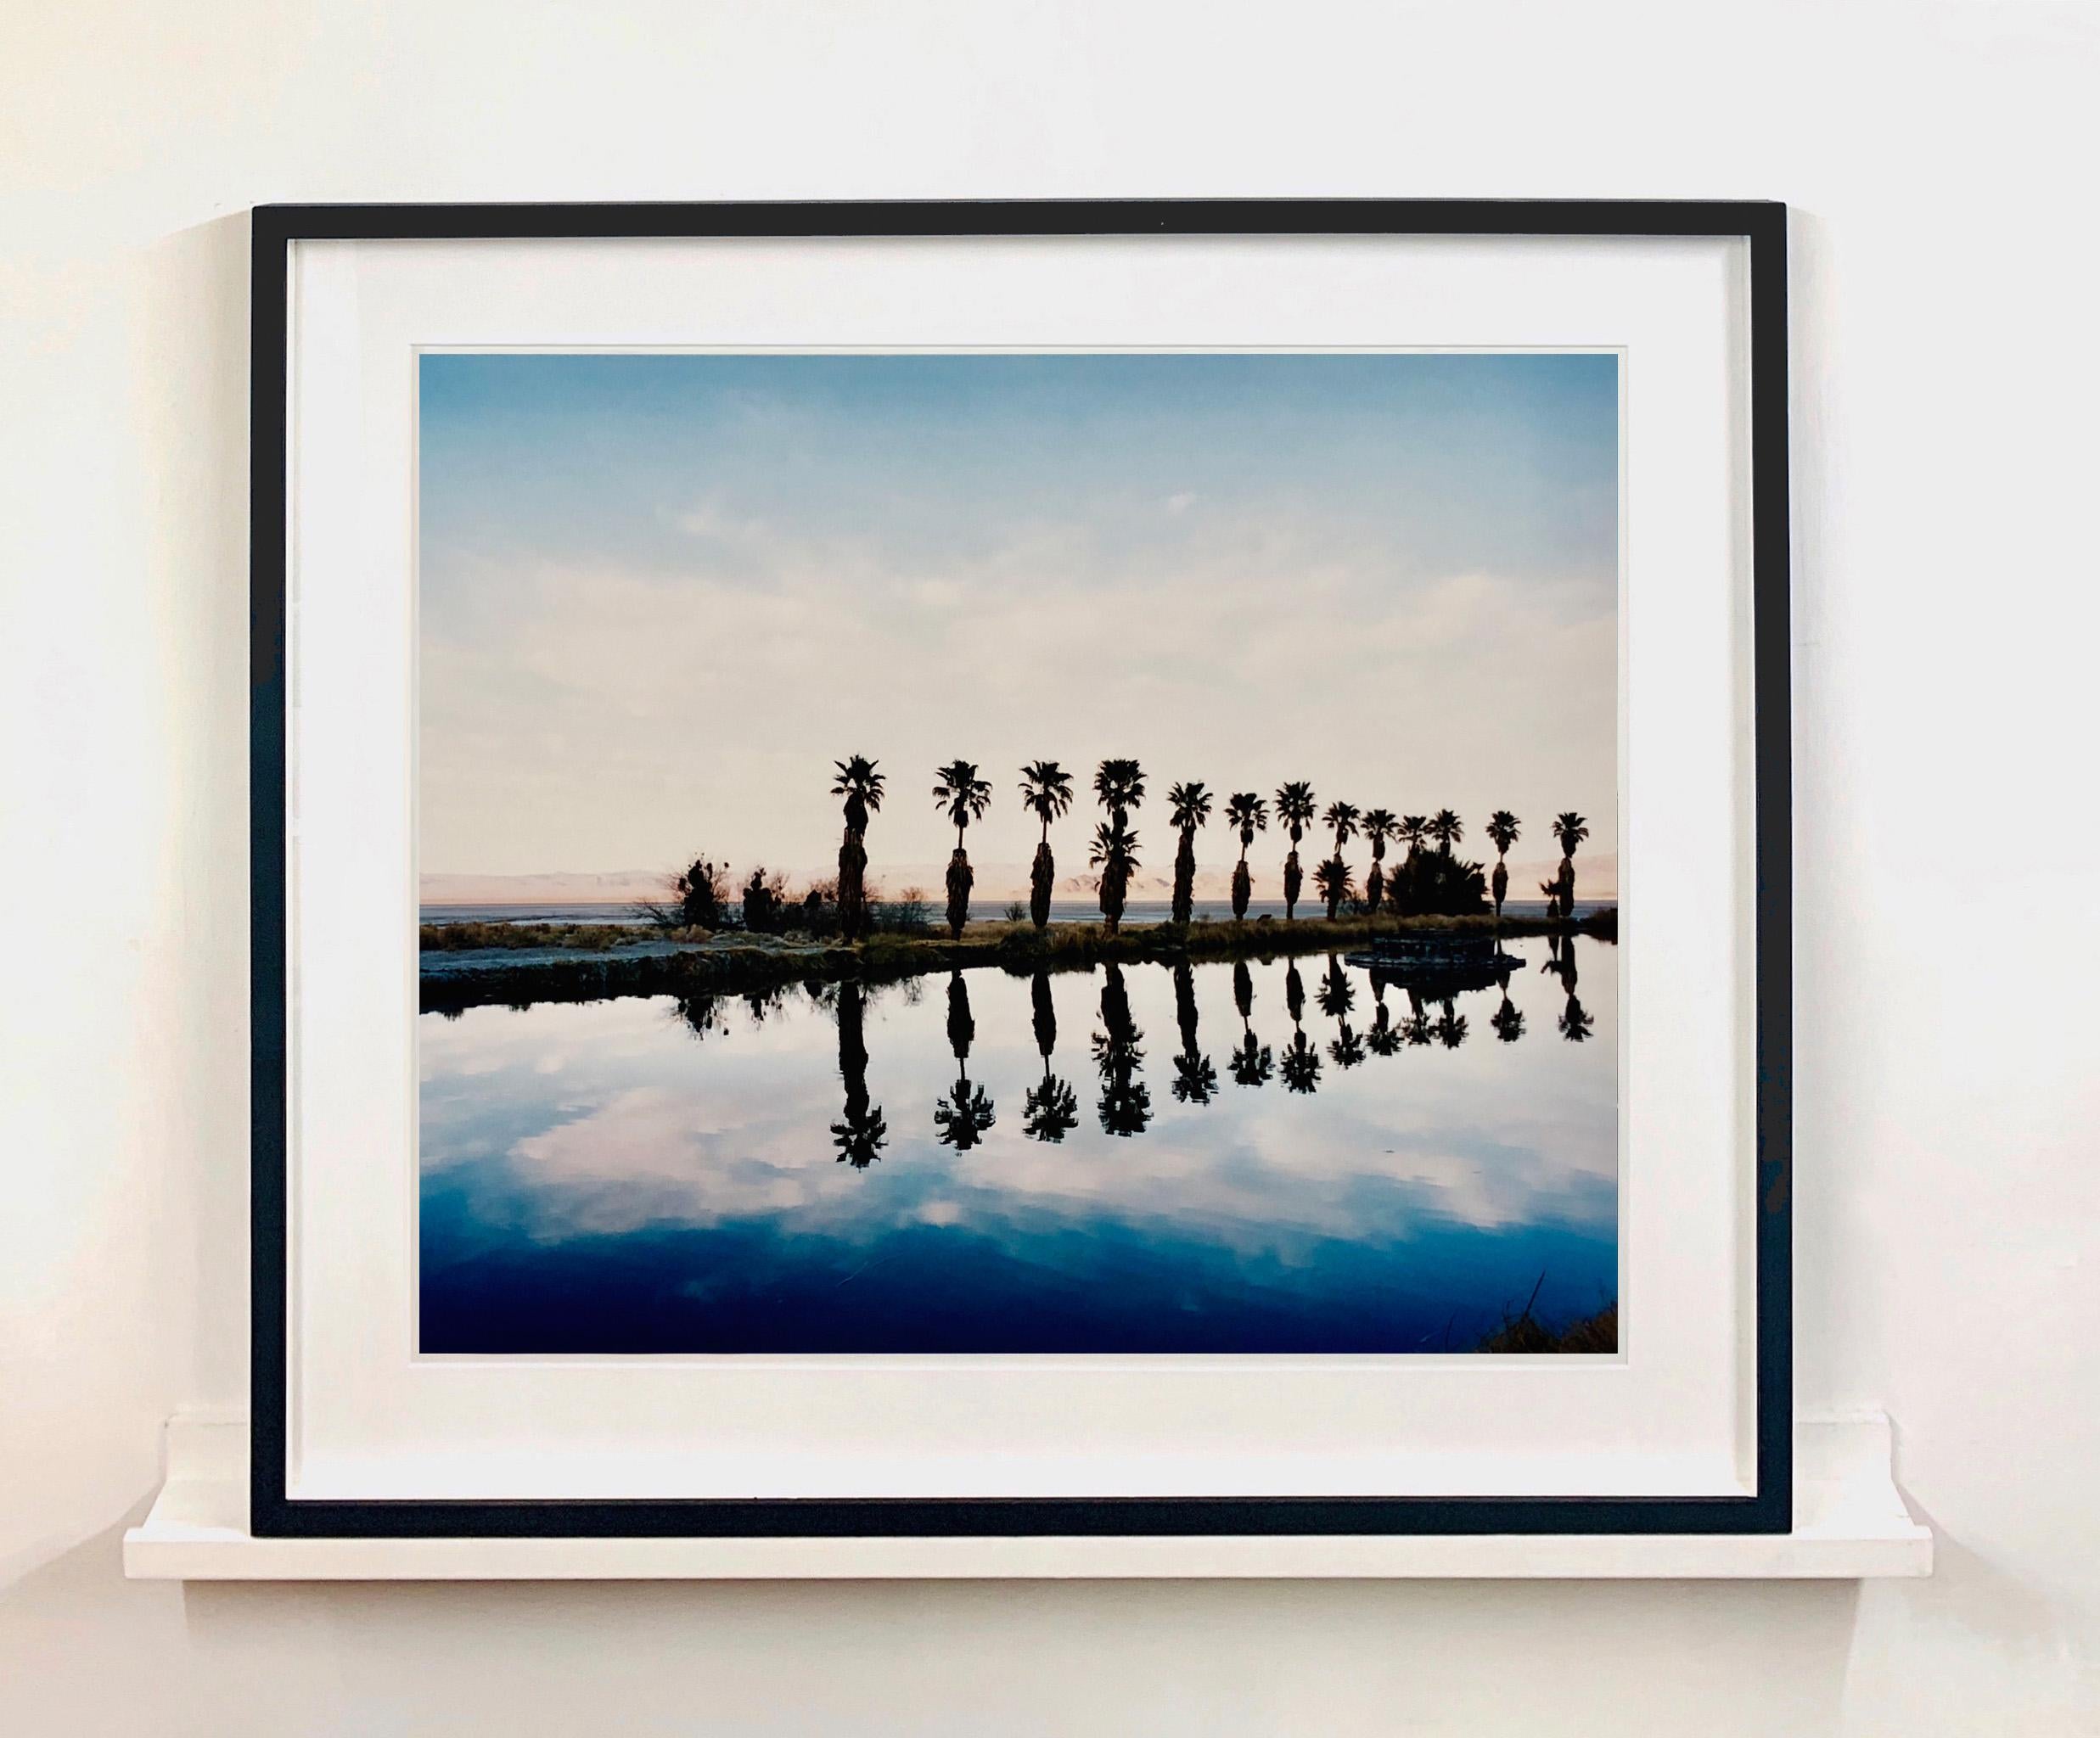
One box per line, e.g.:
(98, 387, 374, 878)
(1491, 973, 1526, 1044)
(1553, 810, 1591, 918)
(1560, 997, 1596, 1042)
(1275, 782, 1317, 920)
(1280, 962, 1322, 1092)
(1402, 988, 1434, 1047)
(1017, 760, 1075, 932)
(1224, 792, 1268, 921)
(1434, 998, 1468, 1050)
(1366, 976, 1401, 1056)
(1166, 782, 1213, 927)
(932, 760, 992, 940)
(1485, 809, 1520, 933)
(934, 971, 996, 1149)
(1360, 808, 1397, 915)
(673, 990, 727, 1041)
(1171, 961, 1216, 1103)
(1022, 969, 1081, 1142)
(828, 980, 889, 1168)
(830, 755, 886, 942)
(1228, 959, 1272, 1085)
(1092, 963, 1152, 1135)
(1089, 818, 1141, 936)
(1322, 960, 1367, 1070)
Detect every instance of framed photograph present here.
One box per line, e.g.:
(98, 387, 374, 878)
(252, 199, 1790, 1539)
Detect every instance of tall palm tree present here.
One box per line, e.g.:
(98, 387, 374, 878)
(1092, 760, 1146, 929)
(934, 970, 996, 1148)
(828, 980, 888, 1168)
(1089, 817, 1141, 935)
(931, 759, 992, 940)
(1274, 781, 1317, 920)
(1017, 760, 1075, 932)
(1359, 808, 1397, 916)
(1312, 855, 1356, 922)
(1224, 791, 1268, 921)
(1166, 781, 1213, 927)
(1398, 815, 1429, 857)
(1171, 961, 1216, 1103)
(1429, 808, 1463, 854)
(829, 756, 886, 943)
(1023, 969, 1080, 1142)
(1553, 810, 1591, 918)
(1485, 809, 1521, 931)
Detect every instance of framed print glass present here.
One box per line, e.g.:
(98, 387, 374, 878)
(251, 199, 1790, 1538)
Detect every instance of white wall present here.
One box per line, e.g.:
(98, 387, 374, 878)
(3, 3, 2096, 1731)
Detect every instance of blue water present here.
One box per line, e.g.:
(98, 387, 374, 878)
(418, 935, 1617, 1354)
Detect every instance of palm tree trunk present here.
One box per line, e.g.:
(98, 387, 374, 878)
(1102, 860, 1127, 935)
(1171, 829, 1195, 926)
(1231, 855, 1251, 921)
(837, 830, 868, 941)
(1491, 858, 1508, 930)
(1030, 838, 1054, 931)
(1366, 860, 1384, 916)
(945, 849, 972, 941)
(1283, 849, 1302, 921)
(1558, 855, 1575, 921)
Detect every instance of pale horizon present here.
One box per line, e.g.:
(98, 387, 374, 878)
(419, 351, 1620, 893)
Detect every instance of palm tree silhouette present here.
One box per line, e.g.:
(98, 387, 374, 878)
(1485, 809, 1520, 932)
(931, 760, 992, 940)
(1092, 760, 1147, 932)
(1228, 958, 1273, 1085)
(828, 980, 889, 1169)
(1402, 988, 1435, 1047)
(1393, 815, 1429, 917)
(1274, 782, 1317, 920)
(1224, 791, 1268, 921)
(1166, 782, 1213, 927)
(1312, 855, 1357, 921)
(1553, 811, 1591, 918)
(1429, 808, 1463, 854)
(1360, 808, 1397, 916)
(1171, 961, 1216, 1103)
(1017, 760, 1075, 932)
(1318, 955, 1366, 1068)
(934, 970, 996, 1149)
(1279, 962, 1322, 1093)
(1434, 998, 1468, 1050)
(1023, 968, 1081, 1142)
(1491, 970, 1526, 1044)
(1089, 818, 1141, 936)
(1366, 977, 1401, 1057)
(1092, 963, 1153, 1135)
(829, 756, 886, 942)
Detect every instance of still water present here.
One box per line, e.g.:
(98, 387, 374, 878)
(419, 936, 1617, 1354)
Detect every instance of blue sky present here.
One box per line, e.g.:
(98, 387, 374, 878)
(418, 351, 1619, 890)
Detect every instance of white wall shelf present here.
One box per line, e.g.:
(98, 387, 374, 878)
(123, 1412, 1930, 1582)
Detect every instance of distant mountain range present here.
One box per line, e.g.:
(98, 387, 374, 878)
(423, 853, 1618, 907)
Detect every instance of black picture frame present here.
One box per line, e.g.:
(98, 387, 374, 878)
(251, 199, 1791, 1540)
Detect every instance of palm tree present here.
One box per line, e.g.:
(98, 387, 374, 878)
(1312, 855, 1356, 921)
(1171, 961, 1216, 1103)
(1093, 963, 1152, 1136)
(931, 760, 992, 940)
(1317, 953, 1363, 1066)
(1434, 998, 1468, 1050)
(1360, 808, 1397, 916)
(829, 755, 886, 942)
(1366, 977, 1401, 1057)
(1485, 809, 1520, 930)
(1553, 810, 1591, 917)
(1398, 815, 1429, 858)
(828, 980, 888, 1168)
(1017, 760, 1075, 932)
(1228, 958, 1272, 1085)
(1491, 978, 1526, 1044)
(934, 971, 996, 1148)
(1166, 782, 1213, 926)
(1274, 781, 1317, 920)
(1224, 791, 1267, 921)
(1023, 969, 1080, 1141)
(1092, 760, 1146, 929)
(1429, 808, 1463, 854)
(1089, 817, 1141, 936)
(1323, 800, 1360, 859)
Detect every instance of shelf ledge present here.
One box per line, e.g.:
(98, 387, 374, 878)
(123, 1413, 1931, 1581)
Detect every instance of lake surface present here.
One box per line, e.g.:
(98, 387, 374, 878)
(419, 935, 1618, 1354)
